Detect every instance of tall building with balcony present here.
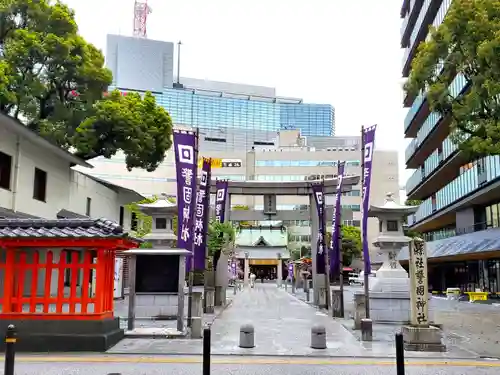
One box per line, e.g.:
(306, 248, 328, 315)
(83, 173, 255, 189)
(401, 0, 500, 293)
(105, 34, 335, 143)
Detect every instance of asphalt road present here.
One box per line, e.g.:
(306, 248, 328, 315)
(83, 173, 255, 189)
(7, 355, 500, 375)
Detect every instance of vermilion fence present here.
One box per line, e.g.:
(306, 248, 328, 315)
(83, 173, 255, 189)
(0, 249, 115, 320)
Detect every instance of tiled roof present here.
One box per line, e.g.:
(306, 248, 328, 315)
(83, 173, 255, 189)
(236, 227, 288, 247)
(0, 218, 138, 240)
(399, 227, 500, 261)
(57, 209, 89, 219)
(0, 208, 41, 219)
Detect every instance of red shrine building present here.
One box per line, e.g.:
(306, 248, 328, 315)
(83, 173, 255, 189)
(0, 218, 140, 352)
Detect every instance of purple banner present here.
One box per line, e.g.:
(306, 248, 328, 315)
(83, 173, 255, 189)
(215, 180, 229, 223)
(312, 183, 326, 274)
(362, 125, 377, 274)
(173, 130, 198, 272)
(193, 158, 211, 270)
(330, 161, 346, 275)
(288, 262, 294, 279)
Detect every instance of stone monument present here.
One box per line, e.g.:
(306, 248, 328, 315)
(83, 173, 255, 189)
(130, 198, 190, 331)
(367, 192, 420, 323)
(402, 237, 446, 351)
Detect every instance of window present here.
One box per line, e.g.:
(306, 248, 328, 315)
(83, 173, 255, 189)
(387, 220, 399, 231)
(33, 168, 47, 202)
(0, 151, 12, 190)
(119, 206, 124, 226)
(86, 197, 91, 216)
(156, 217, 167, 229)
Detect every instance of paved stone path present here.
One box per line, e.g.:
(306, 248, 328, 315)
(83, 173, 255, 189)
(208, 282, 363, 356)
(109, 283, 478, 358)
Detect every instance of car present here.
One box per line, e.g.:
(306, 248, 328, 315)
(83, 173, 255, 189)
(349, 271, 376, 286)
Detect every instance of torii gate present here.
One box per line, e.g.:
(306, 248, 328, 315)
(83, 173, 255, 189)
(209, 176, 360, 308)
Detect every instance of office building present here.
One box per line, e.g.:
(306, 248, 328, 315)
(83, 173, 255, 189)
(105, 34, 335, 140)
(82, 130, 400, 254)
(401, 0, 500, 292)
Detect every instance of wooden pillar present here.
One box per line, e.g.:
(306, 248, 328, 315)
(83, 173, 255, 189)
(109, 250, 116, 315)
(3, 248, 15, 313)
(95, 249, 106, 314)
(127, 254, 137, 331)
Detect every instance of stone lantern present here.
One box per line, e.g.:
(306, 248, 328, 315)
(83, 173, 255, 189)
(367, 192, 418, 323)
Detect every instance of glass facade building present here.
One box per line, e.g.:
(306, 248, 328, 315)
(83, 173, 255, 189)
(118, 87, 335, 137)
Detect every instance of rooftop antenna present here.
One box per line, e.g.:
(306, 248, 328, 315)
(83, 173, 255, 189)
(133, 0, 152, 38)
(173, 40, 184, 88)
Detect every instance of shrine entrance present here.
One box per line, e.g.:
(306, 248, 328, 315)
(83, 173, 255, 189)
(0, 218, 140, 352)
(209, 177, 359, 307)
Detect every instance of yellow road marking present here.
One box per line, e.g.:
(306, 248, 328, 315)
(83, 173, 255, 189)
(11, 356, 500, 367)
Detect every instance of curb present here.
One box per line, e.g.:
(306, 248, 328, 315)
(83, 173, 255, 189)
(103, 350, 481, 360)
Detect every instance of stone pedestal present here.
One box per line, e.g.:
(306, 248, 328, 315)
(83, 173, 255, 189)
(331, 289, 343, 318)
(277, 258, 283, 288)
(369, 255, 413, 323)
(215, 286, 226, 306)
(244, 257, 250, 287)
(191, 292, 203, 339)
(353, 292, 366, 329)
(204, 287, 215, 313)
(316, 276, 328, 309)
(401, 325, 446, 352)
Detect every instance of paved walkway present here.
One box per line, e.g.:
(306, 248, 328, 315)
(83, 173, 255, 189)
(109, 283, 478, 358)
(208, 282, 362, 356)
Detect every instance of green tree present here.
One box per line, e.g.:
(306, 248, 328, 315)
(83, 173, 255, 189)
(0, 0, 172, 171)
(207, 220, 235, 257)
(405, 199, 422, 206)
(405, 0, 500, 158)
(325, 225, 362, 266)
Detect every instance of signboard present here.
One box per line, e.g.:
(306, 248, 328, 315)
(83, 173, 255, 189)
(198, 158, 242, 168)
(114, 258, 124, 299)
(409, 238, 429, 326)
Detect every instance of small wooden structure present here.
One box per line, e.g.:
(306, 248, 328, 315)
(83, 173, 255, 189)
(0, 218, 140, 351)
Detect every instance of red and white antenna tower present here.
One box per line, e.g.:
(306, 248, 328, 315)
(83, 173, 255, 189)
(133, 0, 152, 38)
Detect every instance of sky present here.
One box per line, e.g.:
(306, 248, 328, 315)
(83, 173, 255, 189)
(62, 0, 410, 191)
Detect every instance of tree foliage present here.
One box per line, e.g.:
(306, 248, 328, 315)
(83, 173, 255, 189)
(405, 199, 422, 206)
(325, 225, 362, 266)
(0, 0, 172, 171)
(405, 0, 500, 158)
(207, 220, 235, 257)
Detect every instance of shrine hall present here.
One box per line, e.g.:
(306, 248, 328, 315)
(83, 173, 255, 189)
(0, 217, 140, 352)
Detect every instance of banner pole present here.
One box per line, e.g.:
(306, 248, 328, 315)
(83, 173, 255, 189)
(337, 162, 345, 318)
(322, 178, 331, 310)
(361, 126, 370, 319)
(187, 128, 199, 328)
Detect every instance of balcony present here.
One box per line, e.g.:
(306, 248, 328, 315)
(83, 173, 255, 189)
(408, 155, 500, 231)
(402, 0, 444, 77)
(406, 135, 465, 200)
(403, 93, 430, 137)
(406, 168, 423, 194)
(404, 74, 469, 167)
(401, 0, 425, 48)
(401, 0, 411, 17)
